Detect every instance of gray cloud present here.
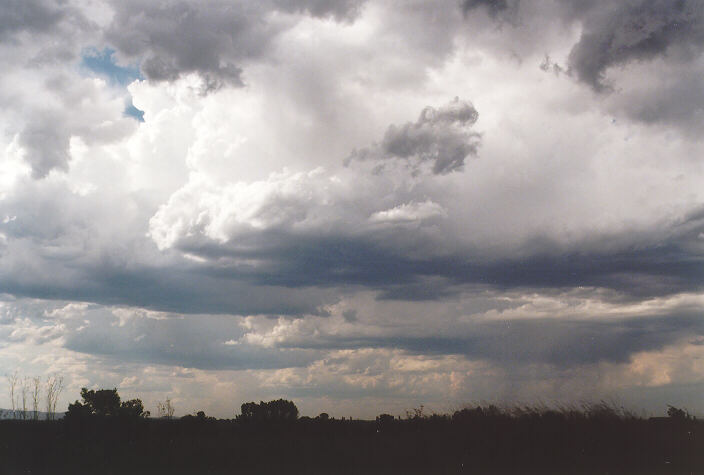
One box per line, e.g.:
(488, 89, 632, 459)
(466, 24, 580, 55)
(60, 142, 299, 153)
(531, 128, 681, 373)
(567, 0, 704, 92)
(0, 0, 65, 39)
(18, 112, 71, 178)
(460, 0, 704, 130)
(273, 0, 366, 20)
(277, 312, 704, 367)
(345, 98, 480, 175)
(60, 308, 319, 370)
(104, 1, 270, 87)
(105, 0, 366, 88)
(174, 203, 704, 301)
(461, 0, 510, 18)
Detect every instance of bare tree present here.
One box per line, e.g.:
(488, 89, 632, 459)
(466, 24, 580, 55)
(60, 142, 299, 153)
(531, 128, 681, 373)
(31, 377, 41, 420)
(20, 377, 28, 420)
(7, 371, 19, 420)
(45, 375, 64, 420)
(157, 397, 175, 419)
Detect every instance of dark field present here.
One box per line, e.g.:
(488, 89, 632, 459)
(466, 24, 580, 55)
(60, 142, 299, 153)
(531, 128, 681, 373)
(1, 404, 702, 474)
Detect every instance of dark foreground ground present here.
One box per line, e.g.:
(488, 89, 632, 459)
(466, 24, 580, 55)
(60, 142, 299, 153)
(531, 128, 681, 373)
(1, 407, 702, 474)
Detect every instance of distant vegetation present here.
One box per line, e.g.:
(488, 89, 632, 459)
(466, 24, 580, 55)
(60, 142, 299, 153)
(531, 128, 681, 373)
(1, 386, 702, 474)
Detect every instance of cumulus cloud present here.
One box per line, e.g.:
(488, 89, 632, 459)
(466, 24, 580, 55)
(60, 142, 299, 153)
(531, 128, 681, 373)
(0, 0, 67, 39)
(460, 0, 704, 131)
(104, 0, 366, 88)
(104, 1, 262, 87)
(148, 98, 478, 270)
(567, 0, 704, 92)
(345, 98, 480, 175)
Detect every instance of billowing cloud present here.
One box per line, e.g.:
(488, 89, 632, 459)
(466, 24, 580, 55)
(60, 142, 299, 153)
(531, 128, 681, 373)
(345, 98, 480, 175)
(567, 0, 704, 92)
(0, 0, 67, 39)
(104, 0, 366, 88)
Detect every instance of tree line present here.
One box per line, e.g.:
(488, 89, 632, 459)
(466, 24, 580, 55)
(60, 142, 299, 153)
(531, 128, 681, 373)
(1, 385, 702, 474)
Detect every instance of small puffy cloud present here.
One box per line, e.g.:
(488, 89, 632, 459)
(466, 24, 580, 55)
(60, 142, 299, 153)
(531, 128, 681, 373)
(346, 98, 480, 175)
(370, 200, 446, 224)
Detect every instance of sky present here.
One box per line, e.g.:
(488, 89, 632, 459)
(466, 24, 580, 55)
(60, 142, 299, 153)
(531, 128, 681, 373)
(1, 0, 703, 419)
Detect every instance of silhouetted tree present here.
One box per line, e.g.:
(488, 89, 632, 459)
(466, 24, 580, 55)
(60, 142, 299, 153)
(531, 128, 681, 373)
(181, 410, 215, 423)
(7, 371, 18, 419)
(79, 388, 121, 417)
(156, 397, 175, 419)
(667, 405, 695, 421)
(20, 377, 28, 420)
(239, 399, 298, 421)
(31, 377, 41, 420)
(66, 387, 147, 419)
(376, 413, 395, 424)
(120, 398, 148, 418)
(45, 375, 64, 420)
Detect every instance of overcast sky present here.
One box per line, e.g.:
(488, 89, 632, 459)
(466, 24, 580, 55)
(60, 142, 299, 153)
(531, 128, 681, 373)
(1, 0, 704, 418)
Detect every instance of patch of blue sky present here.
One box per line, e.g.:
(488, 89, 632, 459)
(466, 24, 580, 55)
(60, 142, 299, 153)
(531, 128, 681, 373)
(124, 99, 145, 122)
(81, 47, 142, 86)
(80, 47, 145, 121)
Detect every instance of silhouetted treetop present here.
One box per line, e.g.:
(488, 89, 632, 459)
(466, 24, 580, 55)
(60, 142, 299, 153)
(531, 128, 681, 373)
(65, 387, 147, 419)
(239, 399, 298, 421)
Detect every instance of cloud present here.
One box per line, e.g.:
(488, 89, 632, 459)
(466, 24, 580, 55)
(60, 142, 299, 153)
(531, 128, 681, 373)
(148, 98, 480, 265)
(62, 307, 319, 370)
(18, 112, 71, 178)
(104, 0, 366, 89)
(144, 82, 704, 301)
(567, 0, 704, 92)
(273, 0, 366, 20)
(0, 0, 66, 39)
(459, 0, 704, 131)
(461, 0, 510, 18)
(345, 98, 480, 175)
(370, 200, 447, 224)
(231, 289, 704, 368)
(277, 313, 704, 367)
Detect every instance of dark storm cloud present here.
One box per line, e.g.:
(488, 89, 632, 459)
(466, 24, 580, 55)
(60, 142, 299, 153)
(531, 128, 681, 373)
(273, 0, 366, 20)
(104, 0, 365, 87)
(278, 312, 704, 367)
(567, 0, 704, 92)
(0, 0, 65, 38)
(460, 0, 704, 129)
(461, 0, 509, 18)
(0, 258, 335, 317)
(179, 207, 704, 300)
(345, 98, 480, 175)
(104, 1, 266, 87)
(58, 308, 319, 370)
